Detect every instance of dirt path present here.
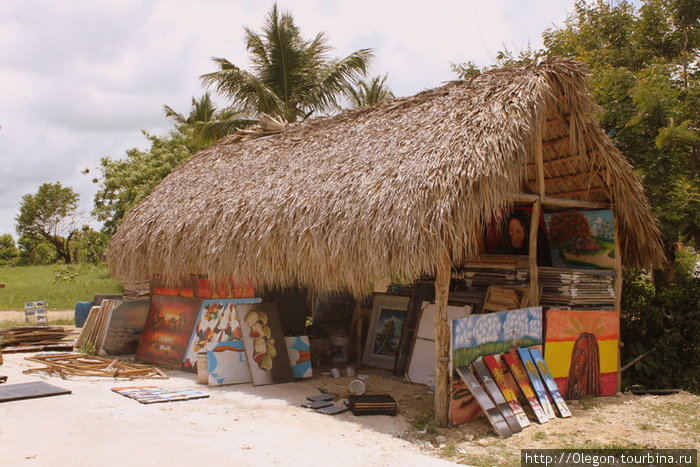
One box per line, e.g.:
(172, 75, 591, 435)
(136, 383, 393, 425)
(1, 334, 697, 466)
(0, 352, 455, 467)
(0, 310, 74, 325)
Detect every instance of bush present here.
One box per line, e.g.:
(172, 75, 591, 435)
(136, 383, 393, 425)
(621, 253, 700, 393)
(0, 234, 18, 264)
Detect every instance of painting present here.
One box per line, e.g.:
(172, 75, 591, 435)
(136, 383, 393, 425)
(450, 306, 542, 424)
(235, 302, 294, 386)
(112, 386, 209, 404)
(484, 206, 552, 266)
(362, 294, 410, 369)
(544, 309, 619, 398)
(502, 350, 549, 424)
(544, 209, 615, 269)
(482, 354, 530, 429)
(517, 347, 555, 419)
(194, 276, 256, 299)
(285, 336, 312, 379)
(135, 295, 203, 368)
(449, 378, 482, 426)
(183, 298, 262, 369)
(452, 307, 542, 370)
(529, 347, 571, 417)
(102, 299, 150, 355)
(207, 340, 251, 386)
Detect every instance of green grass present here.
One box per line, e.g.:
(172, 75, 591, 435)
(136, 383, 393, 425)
(0, 263, 122, 310)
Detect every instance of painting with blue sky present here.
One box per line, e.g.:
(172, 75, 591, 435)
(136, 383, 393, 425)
(452, 307, 542, 370)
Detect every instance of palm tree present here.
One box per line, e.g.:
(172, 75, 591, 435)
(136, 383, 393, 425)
(344, 74, 394, 108)
(164, 93, 256, 148)
(201, 4, 373, 123)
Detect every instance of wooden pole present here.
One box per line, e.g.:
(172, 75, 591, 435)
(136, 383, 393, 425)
(613, 205, 623, 393)
(528, 117, 545, 306)
(510, 194, 609, 210)
(433, 248, 452, 427)
(528, 199, 542, 305)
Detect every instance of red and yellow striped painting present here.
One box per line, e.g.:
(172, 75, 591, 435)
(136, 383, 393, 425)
(544, 310, 619, 397)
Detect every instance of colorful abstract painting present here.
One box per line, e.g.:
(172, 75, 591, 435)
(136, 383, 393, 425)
(183, 298, 262, 369)
(136, 295, 202, 368)
(545, 209, 615, 269)
(207, 340, 251, 386)
(236, 303, 294, 386)
(285, 336, 312, 379)
(449, 307, 542, 424)
(544, 309, 619, 398)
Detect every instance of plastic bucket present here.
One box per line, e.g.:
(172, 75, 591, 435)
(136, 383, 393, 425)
(74, 301, 92, 328)
(329, 334, 349, 363)
(196, 352, 209, 384)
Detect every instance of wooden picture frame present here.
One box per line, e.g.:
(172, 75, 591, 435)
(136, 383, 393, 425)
(362, 294, 410, 369)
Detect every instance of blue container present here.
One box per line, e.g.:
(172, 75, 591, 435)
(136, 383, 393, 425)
(74, 301, 92, 328)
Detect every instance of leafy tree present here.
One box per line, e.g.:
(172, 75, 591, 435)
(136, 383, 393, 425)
(15, 182, 79, 263)
(543, 0, 699, 250)
(71, 226, 110, 264)
(343, 75, 394, 108)
(16, 233, 57, 265)
(0, 234, 18, 264)
(92, 131, 193, 234)
(201, 3, 373, 123)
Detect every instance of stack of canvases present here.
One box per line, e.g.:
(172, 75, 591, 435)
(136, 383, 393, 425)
(448, 306, 619, 435)
(130, 278, 312, 386)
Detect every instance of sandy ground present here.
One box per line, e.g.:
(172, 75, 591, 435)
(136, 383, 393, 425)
(0, 351, 457, 467)
(0, 310, 75, 325)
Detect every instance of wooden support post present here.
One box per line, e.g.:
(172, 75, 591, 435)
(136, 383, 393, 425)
(528, 199, 542, 305)
(528, 118, 545, 306)
(535, 120, 546, 200)
(613, 206, 623, 393)
(433, 249, 452, 428)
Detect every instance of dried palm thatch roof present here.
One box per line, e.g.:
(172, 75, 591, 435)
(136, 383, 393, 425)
(107, 58, 663, 296)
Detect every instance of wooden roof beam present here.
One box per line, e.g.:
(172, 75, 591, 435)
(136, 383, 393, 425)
(511, 193, 609, 209)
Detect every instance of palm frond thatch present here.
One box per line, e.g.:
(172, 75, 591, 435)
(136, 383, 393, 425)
(107, 58, 664, 297)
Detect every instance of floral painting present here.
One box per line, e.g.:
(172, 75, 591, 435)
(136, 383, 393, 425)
(544, 209, 615, 269)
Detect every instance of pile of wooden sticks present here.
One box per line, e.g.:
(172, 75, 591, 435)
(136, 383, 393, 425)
(24, 353, 168, 379)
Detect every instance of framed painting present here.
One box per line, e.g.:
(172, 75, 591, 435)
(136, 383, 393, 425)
(544, 209, 615, 270)
(362, 294, 410, 369)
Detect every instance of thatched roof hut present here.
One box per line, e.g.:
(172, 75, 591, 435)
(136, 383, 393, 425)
(108, 58, 662, 293)
(108, 57, 663, 427)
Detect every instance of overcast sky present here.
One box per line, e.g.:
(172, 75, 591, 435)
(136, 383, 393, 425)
(0, 0, 613, 238)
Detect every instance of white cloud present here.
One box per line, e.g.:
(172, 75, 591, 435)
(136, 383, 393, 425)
(0, 0, 578, 237)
